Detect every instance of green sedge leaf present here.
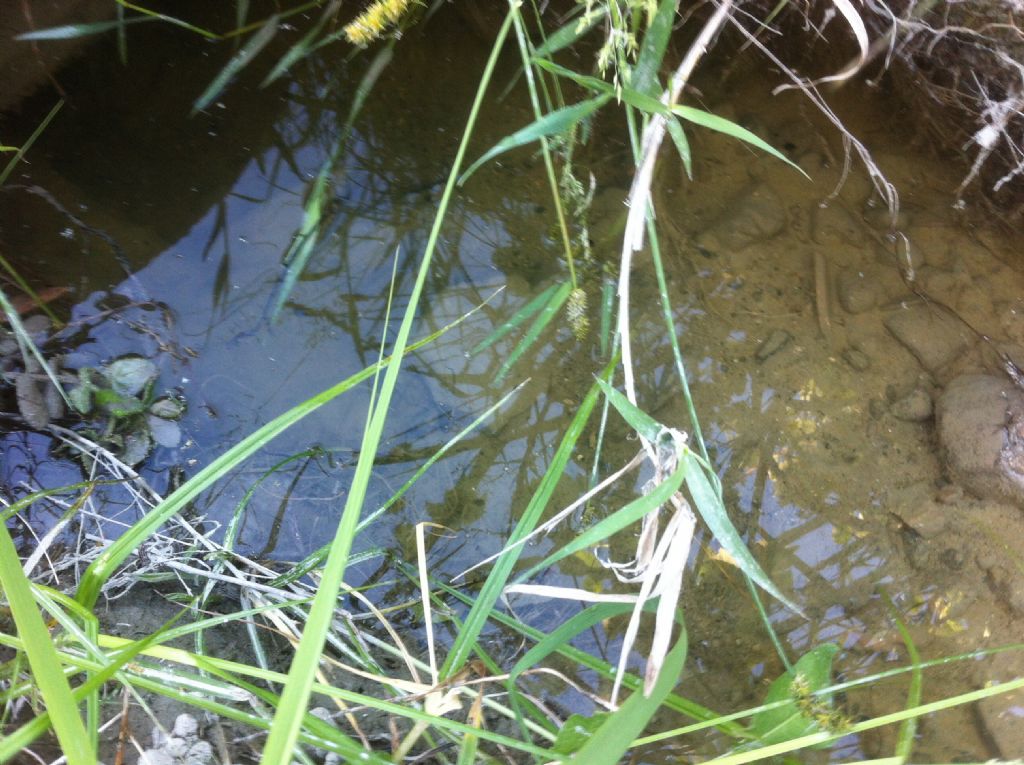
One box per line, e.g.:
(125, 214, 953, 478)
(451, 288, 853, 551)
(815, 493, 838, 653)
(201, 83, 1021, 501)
(459, 94, 612, 185)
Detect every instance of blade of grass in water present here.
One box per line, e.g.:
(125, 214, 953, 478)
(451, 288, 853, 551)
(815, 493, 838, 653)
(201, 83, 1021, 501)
(259, 8, 519, 762)
(458, 94, 612, 186)
(441, 354, 617, 677)
(15, 17, 153, 41)
(0, 99, 63, 186)
(192, 14, 279, 114)
(882, 591, 922, 763)
(472, 282, 557, 354)
(495, 279, 571, 383)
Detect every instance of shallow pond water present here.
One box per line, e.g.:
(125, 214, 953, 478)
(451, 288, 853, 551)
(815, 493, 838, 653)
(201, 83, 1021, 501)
(3, 5, 1024, 761)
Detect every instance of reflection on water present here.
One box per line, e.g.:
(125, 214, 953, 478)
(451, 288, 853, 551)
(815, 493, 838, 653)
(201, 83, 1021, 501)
(3, 7, 1024, 760)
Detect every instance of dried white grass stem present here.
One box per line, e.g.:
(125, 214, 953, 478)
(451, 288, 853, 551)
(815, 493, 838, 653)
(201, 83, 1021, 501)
(619, 0, 734, 408)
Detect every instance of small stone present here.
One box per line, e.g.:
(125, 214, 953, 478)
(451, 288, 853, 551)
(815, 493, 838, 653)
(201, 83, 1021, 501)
(843, 347, 871, 371)
(939, 547, 966, 571)
(837, 268, 879, 313)
(756, 329, 792, 362)
(889, 388, 933, 422)
(696, 183, 785, 253)
(184, 740, 213, 765)
(172, 713, 199, 741)
(884, 304, 971, 375)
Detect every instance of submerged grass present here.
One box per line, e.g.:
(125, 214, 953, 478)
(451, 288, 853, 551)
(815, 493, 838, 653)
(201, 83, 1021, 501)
(3, 1, 1023, 763)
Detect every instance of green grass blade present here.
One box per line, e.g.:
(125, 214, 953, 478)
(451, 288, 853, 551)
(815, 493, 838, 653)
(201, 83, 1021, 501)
(666, 116, 693, 179)
(0, 99, 63, 186)
(458, 94, 612, 186)
(681, 449, 802, 615)
(514, 456, 686, 583)
(115, 1, 220, 39)
(15, 17, 153, 40)
(441, 356, 617, 677)
(74, 317, 467, 609)
(262, 0, 342, 85)
(269, 43, 393, 322)
(573, 624, 688, 764)
(495, 280, 571, 383)
(671, 104, 806, 175)
(509, 602, 637, 678)
(472, 282, 557, 354)
(0, 524, 93, 764)
(531, 9, 595, 57)
(269, 165, 330, 322)
(192, 14, 279, 114)
(631, 0, 678, 97)
(258, 8, 519, 762)
(594, 377, 664, 444)
(883, 593, 922, 763)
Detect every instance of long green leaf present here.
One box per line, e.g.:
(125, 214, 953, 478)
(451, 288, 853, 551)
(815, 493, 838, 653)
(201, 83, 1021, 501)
(0, 99, 63, 187)
(531, 9, 596, 57)
(15, 17, 153, 40)
(631, 0, 678, 97)
(530, 58, 802, 174)
(573, 624, 689, 764)
(458, 94, 611, 186)
(749, 644, 838, 745)
(258, 9, 520, 763)
(472, 282, 558, 354)
(441, 356, 617, 677)
(595, 377, 664, 444)
(883, 593, 922, 763)
(495, 280, 571, 382)
(514, 455, 686, 583)
(0, 525, 92, 764)
(671, 104, 804, 174)
(192, 14, 279, 113)
(682, 449, 802, 615)
(509, 602, 639, 679)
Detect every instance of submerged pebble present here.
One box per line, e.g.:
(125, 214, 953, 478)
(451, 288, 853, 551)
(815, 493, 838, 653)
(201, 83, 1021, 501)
(837, 268, 879, 313)
(890, 387, 933, 422)
(843, 346, 871, 371)
(884, 304, 971, 375)
(756, 329, 792, 362)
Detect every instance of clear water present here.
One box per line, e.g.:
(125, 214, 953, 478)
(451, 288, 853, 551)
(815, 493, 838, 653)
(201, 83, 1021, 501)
(3, 6, 1023, 760)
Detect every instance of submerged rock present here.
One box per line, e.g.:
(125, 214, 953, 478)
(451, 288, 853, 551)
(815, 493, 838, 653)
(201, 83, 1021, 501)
(695, 183, 785, 253)
(889, 387, 933, 422)
(936, 374, 1024, 508)
(756, 329, 792, 362)
(884, 304, 972, 375)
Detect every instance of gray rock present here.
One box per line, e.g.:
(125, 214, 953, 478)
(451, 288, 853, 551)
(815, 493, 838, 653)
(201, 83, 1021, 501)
(837, 268, 879, 313)
(696, 184, 784, 253)
(936, 374, 1024, 507)
(756, 329, 792, 362)
(843, 347, 871, 371)
(884, 304, 971, 374)
(889, 387, 933, 422)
